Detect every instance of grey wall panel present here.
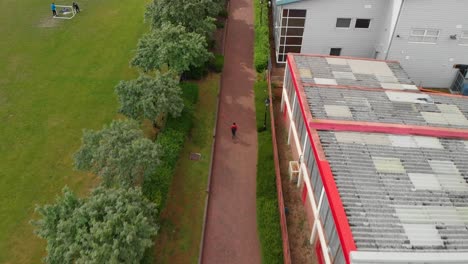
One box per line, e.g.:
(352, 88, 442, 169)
(386, 0, 468, 88)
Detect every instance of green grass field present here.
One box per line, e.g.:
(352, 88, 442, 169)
(0, 0, 147, 262)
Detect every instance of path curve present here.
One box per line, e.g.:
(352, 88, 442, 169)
(200, 0, 261, 262)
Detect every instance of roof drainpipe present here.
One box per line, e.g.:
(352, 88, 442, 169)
(385, 0, 405, 60)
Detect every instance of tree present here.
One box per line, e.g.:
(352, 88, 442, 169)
(145, 0, 220, 37)
(115, 72, 184, 126)
(33, 187, 158, 264)
(131, 23, 212, 73)
(74, 119, 160, 188)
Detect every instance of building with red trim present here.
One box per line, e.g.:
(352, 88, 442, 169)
(280, 54, 468, 264)
(272, 0, 468, 90)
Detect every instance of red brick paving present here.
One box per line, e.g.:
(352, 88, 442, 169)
(200, 0, 261, 262)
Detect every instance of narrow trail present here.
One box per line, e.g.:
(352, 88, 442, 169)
(200, 0, 261, 262)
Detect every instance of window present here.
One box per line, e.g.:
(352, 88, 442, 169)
(409, 29, 440, 43)
(336, 18, 351, 28)
(288, 9, 306, 17)
(460, 31, 468, 45)
(355, 19, 371, 28)
(276, 9, 307, 63)
(330, 48, 342, 56)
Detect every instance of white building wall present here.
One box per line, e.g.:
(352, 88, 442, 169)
(281, 64, 344, 264)
(385, 0, 468, 88)
(280, 0, 390, 57)
(375, 0, 402, 59)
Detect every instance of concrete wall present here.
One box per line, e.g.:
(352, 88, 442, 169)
(280, 0, 389, 57)
(385, 0, 468, 88)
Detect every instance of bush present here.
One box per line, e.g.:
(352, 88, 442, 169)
(183, 63, 209, 80)
(218, 9, 228, 18)
(207, 38, 216, 50)
(180, 82, 199, 105)
(215, 20, 225, 29)
(209, 54, 224, 73)
(254, 79, 283, 264)
(142, 83, 199, 212)
(254, 0, 270, 72)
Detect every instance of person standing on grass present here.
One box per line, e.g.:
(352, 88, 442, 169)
(72, 2, 80, 13)
(51, 2, 57, 17)
(231, 122, 238, 139)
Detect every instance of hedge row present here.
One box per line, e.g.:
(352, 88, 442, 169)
(142, 83, 199, 211)
(254, 0, 270, 72)
(254, 80, 283, 263)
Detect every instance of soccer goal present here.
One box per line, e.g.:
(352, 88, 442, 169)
(54, 5, 76, 19)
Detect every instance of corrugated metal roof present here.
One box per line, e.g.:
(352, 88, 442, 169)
(324, 105, 353, 118)
(294, 56, 415, 89)
(401, 224, 443, 247)
(407, 173, 441, 190)
(318, 131, 468, 252)
(314, 78, 337, 85)
(289, 55, 468, 256)
(305, 87, 468, 129)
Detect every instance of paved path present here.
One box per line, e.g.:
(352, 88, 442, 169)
(201, 0, 261, 263)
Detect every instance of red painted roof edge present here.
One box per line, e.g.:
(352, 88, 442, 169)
(288, 55, 357, 264)
(288, 52, 400, 63)
(310, 119, 468, 140)
(419, 88, 468, 99)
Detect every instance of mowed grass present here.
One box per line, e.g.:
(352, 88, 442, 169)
(0, 0, 148, 262)
(153, 74, 219, 264)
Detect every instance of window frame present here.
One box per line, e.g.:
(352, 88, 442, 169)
(354, 18, 371, 29)
(329, 48, 342, 56)
(335, 18, 352, 29)
(459, 31, 468, 46)
(408, 28, 441, 44)
(276, 8, 307, 63)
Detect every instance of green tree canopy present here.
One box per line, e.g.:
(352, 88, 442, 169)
(131, 23, 212, 73)
(115, 72, 184, 123)
(33, 187, 158, 264)
(74, 119, 159, 188)
(145, 0, 220, 36)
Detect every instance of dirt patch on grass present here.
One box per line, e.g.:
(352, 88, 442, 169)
(37, 17, 59, 28)
(273, 86, 316, 264)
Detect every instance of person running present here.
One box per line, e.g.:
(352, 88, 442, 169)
(72, 2, 80, 13)
(51, 2, 57, 17)
(231, 122, 238, 139)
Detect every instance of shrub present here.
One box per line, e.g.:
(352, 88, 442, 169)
(218, 9, 228, 18)
(183, 63, 209, 80)
(142, 83, 199, 211)
(207, 38, 216, 50)
(180, 82, 199, 105)
(254, 0, 270, 72)
(209, 54, 224, 73)
(215, 20, 225, 29)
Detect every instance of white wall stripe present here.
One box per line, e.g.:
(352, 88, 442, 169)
(282, 86, 333, 264)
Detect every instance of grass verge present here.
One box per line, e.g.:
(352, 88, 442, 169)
(254, 0, 270, 72)
(254, 78, 283, 263)
(152, 73, 219, 264)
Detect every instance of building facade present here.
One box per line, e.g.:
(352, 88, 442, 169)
(281, 54, 468, 264)
(272, 0, 468, 88)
